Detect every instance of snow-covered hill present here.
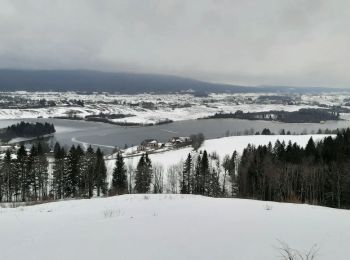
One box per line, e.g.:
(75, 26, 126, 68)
(0, 194, 349, 260)
(106, 134, 332, 184)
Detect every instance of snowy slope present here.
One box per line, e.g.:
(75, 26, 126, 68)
(0, 194, 349, 260)
(106, 135, 332, 182)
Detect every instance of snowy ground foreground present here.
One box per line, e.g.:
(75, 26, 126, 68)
(0, 194, 349, 260)
(106, 134, 331, 181)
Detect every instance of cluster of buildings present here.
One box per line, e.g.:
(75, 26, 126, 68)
(137, 136, 191, 152)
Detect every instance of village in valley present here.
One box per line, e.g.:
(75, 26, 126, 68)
(111, 136, 193, 158)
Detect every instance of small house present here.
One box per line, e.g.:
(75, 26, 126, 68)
(138, 139, 160, 151)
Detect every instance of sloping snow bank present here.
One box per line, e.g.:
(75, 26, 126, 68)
(200, 134, 332, 157)
(106, 135, 332, 181)
(0, 194, 349, 260)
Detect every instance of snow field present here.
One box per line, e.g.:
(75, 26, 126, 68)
(106, 135, 332, 185)
(0, 194, 349, 260)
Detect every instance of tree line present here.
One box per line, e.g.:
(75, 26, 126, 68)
(0, 144, 49, 202)
(1, 121, 55, 141)
(237, 129, 350, 208)
(0, 142, 108, 202)
(2, 129, 350, 209)
(208, 108, 340, 123)
(110, 149, 237, 197)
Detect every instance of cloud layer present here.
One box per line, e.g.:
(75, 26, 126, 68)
(0, 0, 349, 87)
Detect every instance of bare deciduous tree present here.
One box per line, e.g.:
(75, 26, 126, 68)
(276, 240, 318, 260)
(127, 163, 135, 194)
(167, 163, 181, 194)
(153, 163, 164, 194)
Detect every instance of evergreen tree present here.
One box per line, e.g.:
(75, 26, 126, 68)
(135, 154, 153, 193)
(111, 152, 127, 195)
(76, 145, 88, 197)
(0, 154, 3, 201)
(305, 137, 317, 158)
(52, 143, 66, 199)
(27, 145, 37, 199)
(65, 145, 78, 197)
(37, 143, 49, 200)
(95, 148, 107, 196)
(180, 153, 192, 194)
(193, 155, 202, 195)
(84, 146, 96, 198)
(16, 144, 28, 201)
(1, 150, 13, 201)
(229, 151, 237, 196)
(208, 167, 221, 197)
(201, 150, 210, 195)
(144, 154, 153, 192)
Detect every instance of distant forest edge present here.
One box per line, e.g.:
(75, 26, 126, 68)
(0, 122, 55, 142)
(205, 108, 341, 123)
(0, 69, 347, 94)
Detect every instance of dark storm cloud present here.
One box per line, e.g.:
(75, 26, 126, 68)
(0, 0, 349, 87)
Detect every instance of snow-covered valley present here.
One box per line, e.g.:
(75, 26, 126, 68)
(0, 91, 348, 125)
(0, 92, 349, 260)
(0, 194, 349, 260)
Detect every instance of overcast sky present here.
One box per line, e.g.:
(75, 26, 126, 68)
(0, 0, 349, 87)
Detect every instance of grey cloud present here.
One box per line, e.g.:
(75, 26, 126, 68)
(0, 0, 349, 87)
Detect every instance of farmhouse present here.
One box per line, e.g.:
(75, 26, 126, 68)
(138, 139, 162, 151)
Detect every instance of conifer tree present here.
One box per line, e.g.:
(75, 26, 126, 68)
(201, 150, 209, 195)
(2, 150, 13, 201)
(135, 154, 153, 193)
(229, 151, 237, 196)
(95, 148, 107, 196)
(37, 143, 49, 200)
(84, 146, 96, 198)
(135, 155, 145, 193)
(27, 145, 37, 199)
(76, 145, 88, 197)
(144, 153, 153, 192)
(111, 152, 127, 195)
(180, 153, 192, 194)
(52, 143, 66, 199)
(16, 144, 28, 201)
(65, 145, 77, 197)
(209, 167, 221, 197)
(193, 155, 202, 194)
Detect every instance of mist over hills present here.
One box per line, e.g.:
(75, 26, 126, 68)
(0, 69, 345, 94)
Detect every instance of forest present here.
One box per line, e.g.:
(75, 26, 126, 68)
(0, 129, 350, 210)
(0, 121, 55, 141)
(0, 143, 107, 202)
(237, 129, 350, 208)
(207, 108, 340, 123)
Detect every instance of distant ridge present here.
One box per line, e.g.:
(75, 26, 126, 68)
(0, 69, 346, 94)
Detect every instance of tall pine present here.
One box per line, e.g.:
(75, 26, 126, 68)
(111, 152, 127, 195)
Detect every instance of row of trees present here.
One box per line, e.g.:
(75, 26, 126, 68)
(2, 128, 350, 209)
(52, 143, 107, 199)
(209, 108, 340, 123)
(0, 144, 48, 202)
(237, 129, 350, 208)
(0, 142, 108, 202)
(110, 149, 238, 197)
(4, 121, 55, 139)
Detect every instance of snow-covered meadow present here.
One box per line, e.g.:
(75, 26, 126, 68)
(0, 91, 339, 125)
(106, 134, 332, 184)
(0, 194, 349, 260)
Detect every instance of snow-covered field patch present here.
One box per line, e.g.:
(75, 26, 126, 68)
(0, 194, 349, 260)
(107, 134, 332, 183)
(0, 92, 334, 125)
